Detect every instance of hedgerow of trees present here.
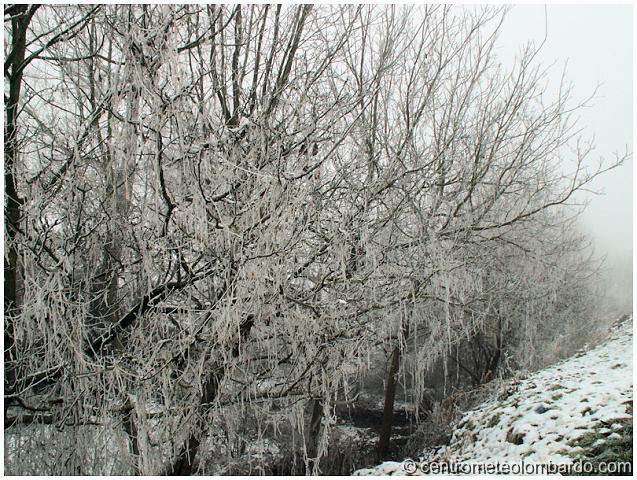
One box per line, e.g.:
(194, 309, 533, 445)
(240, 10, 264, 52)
(4, 4, 627, 475)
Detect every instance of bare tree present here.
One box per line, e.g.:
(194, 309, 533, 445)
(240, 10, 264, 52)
(4, 4, 627, 475)
(329, 5, 625, 459)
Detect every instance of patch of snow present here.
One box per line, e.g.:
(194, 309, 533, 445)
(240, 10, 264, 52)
(354, 314, 633, 475)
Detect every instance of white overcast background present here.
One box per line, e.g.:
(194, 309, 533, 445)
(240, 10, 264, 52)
(496, 4, 633, 307)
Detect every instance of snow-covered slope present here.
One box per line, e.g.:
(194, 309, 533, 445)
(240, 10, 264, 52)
(354, 315, 633, 475)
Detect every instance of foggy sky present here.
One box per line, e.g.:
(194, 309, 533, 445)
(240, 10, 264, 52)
(496, 4, 633, 267)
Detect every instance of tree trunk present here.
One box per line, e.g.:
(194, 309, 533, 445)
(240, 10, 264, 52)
(487, 316, 504, 377)
(377, 344, 401, 461)
(165, 315, 254, 475)
(306, 398, 323, 474)
(164, 367, 222, 476)
(122, 407, 141, 475)
(4, 5, 32, 423)
(377, 318, 410, 461)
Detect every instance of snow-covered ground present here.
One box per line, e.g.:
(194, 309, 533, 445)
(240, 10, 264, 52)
(354, 315, 633, 475)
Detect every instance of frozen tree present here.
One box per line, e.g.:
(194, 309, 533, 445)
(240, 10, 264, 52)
(4, 1, 100, 424)
(6, 4, 374, 474)
(327, 5, 626, 459)
(4, 4, 627, 475)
